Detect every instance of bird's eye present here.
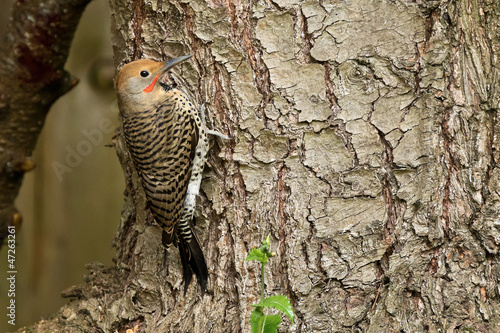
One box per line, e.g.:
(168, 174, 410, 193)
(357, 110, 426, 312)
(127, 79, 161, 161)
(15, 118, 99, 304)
(140, 70, 150, 77)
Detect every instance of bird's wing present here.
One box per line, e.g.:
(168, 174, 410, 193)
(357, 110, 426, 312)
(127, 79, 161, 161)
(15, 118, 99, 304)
(142, 108, 198, 245)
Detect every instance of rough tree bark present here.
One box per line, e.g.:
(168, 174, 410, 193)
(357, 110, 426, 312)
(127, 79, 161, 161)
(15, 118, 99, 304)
(0, 0, 91, 244)
(17, 0, 500, 332)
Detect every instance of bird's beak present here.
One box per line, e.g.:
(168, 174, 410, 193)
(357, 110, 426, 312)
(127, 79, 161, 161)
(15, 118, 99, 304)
(159, 55, 193, 78)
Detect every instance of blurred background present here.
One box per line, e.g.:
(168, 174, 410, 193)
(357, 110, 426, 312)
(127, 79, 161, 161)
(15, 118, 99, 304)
(0, 0, 124, 331)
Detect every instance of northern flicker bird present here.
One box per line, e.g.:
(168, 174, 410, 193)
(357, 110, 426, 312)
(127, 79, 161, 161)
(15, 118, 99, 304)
(115, 55, 214, 295)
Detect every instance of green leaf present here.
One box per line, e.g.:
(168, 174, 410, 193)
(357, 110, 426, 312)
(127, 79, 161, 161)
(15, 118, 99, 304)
(261, 235, 271, 249)
(255, 295, 295, 324)
(250, 310, 281, 333)
(250, 309, 263, 333)
(250, 309, 262, 333)
(261, 314, 281, 333)
(245, 248, 268, 264)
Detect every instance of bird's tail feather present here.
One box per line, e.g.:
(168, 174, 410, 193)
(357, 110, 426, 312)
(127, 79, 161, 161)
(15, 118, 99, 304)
(178, 234, 208, 296)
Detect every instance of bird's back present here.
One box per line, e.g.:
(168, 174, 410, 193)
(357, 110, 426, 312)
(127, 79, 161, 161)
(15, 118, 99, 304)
(116, 57, 209, 294)
(122, 92, 199, 241)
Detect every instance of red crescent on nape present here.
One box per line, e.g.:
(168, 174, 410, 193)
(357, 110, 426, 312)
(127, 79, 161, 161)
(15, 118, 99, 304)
(143, 75, 160, 93)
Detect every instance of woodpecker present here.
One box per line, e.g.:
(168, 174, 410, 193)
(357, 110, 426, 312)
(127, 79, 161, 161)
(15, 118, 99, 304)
(115, 55, 212, 295)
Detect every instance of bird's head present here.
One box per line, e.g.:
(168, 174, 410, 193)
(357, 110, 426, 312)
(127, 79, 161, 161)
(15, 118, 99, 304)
(115, 55, 192, 114)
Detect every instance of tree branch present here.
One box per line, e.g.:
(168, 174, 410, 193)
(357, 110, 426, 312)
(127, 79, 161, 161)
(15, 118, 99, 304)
(0, 0, 91, 243)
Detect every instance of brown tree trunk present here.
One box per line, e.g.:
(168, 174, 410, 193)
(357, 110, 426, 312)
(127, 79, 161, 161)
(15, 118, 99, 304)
(0, 0, 90, 245)
(16, 0, 500, 332)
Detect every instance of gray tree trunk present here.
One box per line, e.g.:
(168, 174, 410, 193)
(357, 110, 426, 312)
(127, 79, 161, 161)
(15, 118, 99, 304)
(18, 0, 500, 332)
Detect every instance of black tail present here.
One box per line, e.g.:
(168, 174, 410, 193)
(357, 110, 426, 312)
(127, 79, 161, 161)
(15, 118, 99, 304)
(178, 235, 208, 296)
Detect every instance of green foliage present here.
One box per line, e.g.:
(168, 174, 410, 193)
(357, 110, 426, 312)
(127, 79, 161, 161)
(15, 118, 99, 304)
(245, 248, 269, 264)
(245, 234, 274, 265)
(250, 311, 281, 333)
(256, 296, 294, 323)
(245, 235, 294, 333)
